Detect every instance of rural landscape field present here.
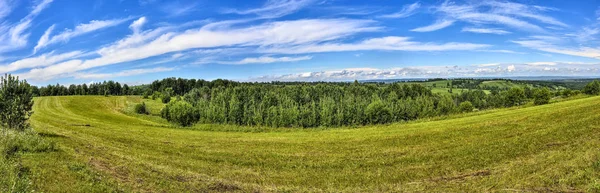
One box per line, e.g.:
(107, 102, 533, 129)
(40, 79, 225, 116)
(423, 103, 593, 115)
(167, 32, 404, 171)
(2, 0, 600, 192)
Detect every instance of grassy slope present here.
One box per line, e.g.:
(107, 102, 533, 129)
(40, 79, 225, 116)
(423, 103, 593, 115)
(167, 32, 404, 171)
(24, 95, 600, 192)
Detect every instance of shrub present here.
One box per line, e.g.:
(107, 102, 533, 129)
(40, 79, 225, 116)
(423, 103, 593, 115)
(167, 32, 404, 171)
(459, 101, 474, 113)
(561, 89, 573, 98)
(583, 80, 600, 95)
(504, 87, 526, 107)
(161, 101, 199, 126)
(151, 91, 161, 100)
(365, 100, 392, 124)
(161, 95, 171, 104)
(0, 74, 34, 131)
(134, 102, 148, 114)
(533, 88, 552, 105)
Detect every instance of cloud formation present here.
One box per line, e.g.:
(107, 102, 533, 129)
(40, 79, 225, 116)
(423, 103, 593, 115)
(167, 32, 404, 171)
(34, 18, 132, 53)
(253, 62, 600, 81)
(379, 2, 420, 18)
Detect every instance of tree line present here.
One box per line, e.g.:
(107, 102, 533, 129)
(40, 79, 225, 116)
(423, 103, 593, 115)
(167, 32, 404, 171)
(157, 80, 568, 127)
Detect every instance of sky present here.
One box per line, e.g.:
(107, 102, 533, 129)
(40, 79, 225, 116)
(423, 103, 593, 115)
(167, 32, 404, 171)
(0, 0, 600, 85)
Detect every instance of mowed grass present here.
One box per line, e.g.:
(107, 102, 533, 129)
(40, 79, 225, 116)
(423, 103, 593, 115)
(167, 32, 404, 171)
(22, 95, 600, 192)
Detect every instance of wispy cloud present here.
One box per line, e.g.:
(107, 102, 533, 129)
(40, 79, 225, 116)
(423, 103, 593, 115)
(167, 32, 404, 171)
(461, 27, 511, 35)
(223, 0, 313, 19)
(261, 36, 489, 54)
(411, 19, 455, 32)
(0, 51, 83, 74)
(129, 17, 147, 34)
(218, 55, 313, 65)
(512, 40, 600, 59)
(160, 1, 199, 17)
(0, 0, 53, 53)
(34, 18, 132, 53)
(415, 1, 564, 33)
(252, 62, 600, 81)
(379, 2, 420, 18)
(74, 67, 175, 79)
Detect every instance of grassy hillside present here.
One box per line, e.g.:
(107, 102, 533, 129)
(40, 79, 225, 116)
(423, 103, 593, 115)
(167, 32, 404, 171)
(24, 95, 600, 192)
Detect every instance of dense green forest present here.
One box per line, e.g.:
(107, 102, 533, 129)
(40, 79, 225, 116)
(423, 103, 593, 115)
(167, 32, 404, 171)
(28, 77, 600, 128)
(157, 81, 577, 127)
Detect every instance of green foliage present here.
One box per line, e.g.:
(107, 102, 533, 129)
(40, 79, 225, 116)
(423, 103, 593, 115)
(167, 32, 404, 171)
(161, 88, 173, 103)
(134, 102, 149, 114)
(533, 88, 552, 105)
(583, 80, 600, 95)
(161, 101, 199, 126)
(365, 99, 392, 124)
(458, 101, 474, 113)
(0, 130, 56, 192)
(561, 89, 574, 98)
(504, 87, 526, 107)
(27, 95, 600, 192)
(0, 74, 34, 131)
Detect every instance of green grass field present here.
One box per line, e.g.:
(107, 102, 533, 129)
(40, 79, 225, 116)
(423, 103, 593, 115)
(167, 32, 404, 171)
(21, 95, 600, 192)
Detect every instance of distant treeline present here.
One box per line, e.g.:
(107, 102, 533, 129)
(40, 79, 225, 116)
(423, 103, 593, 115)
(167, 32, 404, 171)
(158, 81, 560, 127)
(33, 81, 139, 96)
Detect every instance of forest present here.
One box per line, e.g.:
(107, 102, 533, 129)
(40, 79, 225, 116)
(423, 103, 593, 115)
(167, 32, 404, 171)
(28, 77, 600, 128)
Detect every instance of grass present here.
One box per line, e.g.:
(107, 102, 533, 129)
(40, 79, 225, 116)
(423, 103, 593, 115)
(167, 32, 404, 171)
(21, 95, 600, 192)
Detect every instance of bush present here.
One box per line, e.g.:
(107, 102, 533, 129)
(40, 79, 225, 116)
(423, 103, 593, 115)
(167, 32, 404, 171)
(365, 100, 392, 124)
(161, 95, 171, 104)
(533, 88, 552, 105)
(583, 80, 600, 95)
(561, 89, 573, 98)
(459, 101, 474, 113)
(0, 74, 34, 131)
(134, 102, 148, 114)
(151, 91, 161, 100)
(504, 87, 526, 107)
(161, 101, 199, 126)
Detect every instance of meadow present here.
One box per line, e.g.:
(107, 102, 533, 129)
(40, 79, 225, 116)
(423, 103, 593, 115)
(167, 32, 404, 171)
(17, 95, 600, 192)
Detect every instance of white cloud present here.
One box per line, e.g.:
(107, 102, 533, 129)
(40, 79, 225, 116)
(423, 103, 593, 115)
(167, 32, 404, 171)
(461, 27, 511, 35)
(379, 2, 420, 18)
(0, 51, 83, 74)
(422, 1, 566, 34)
(34, 18, 131, 53)
(219, 56, 313, 65)
(512, 40, 600, 59)
(526, 62, 556, 66)
(0, 0, 53, 53)
(507, 65, 515, 72)
(129, 17, 147, 34)
(411, 19, 455, 32)
(262, 36, 490, 54)
(17, 17, 488, 81)
(223, 0, 313, 19)
(74, 67, 174, 79)
(19, 19, 382, 80)
(251, 62, 600, 81)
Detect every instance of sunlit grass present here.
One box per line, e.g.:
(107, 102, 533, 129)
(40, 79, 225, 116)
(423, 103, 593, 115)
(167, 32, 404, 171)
(23, 95, 600, 192)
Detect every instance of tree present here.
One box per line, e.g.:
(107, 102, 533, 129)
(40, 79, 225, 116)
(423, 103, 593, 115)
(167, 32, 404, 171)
(0, 74, 34, 131)
(504, 87, 526, 107)
(162, 88, 173, 103)
(583, 80, 600, 95)
(458, 101, 474, 113)
(161, 101, 199, 126)
(533, 88, 552, 105)
(365, 99, 392, 124)
(134, 102, 149, 114)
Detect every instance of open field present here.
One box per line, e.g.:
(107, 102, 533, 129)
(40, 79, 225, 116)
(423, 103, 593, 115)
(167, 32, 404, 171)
(22, 95, 600, 192)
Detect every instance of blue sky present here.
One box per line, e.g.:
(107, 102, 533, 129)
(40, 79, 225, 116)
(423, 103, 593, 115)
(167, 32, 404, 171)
(1, 0, 600, 85)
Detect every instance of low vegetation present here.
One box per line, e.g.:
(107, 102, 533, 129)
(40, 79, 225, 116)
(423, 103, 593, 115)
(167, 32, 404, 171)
(0, 74, 55, 192)
(25, 94, 600, 192)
